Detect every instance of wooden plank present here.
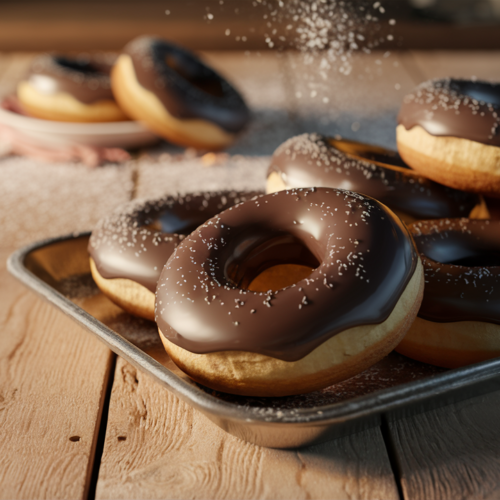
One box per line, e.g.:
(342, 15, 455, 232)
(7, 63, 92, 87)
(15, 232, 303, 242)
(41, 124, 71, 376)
(0, 50, 136, 497)
(0, 247, 114, 499)
(285, 51, 419, 149)
(0, 1, 278, 52)
(387, 391, 500, 500)
(0, 19, 274, 53)
(1, 2, 500, 52)
(96, 357, 399, 500)
(390, 23, 500, 51)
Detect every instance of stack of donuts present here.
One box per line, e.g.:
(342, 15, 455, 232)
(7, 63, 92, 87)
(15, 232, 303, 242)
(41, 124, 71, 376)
(88, 56, 500, 396)
(15, 36, 250, 150)
(266, 77, 500, 372)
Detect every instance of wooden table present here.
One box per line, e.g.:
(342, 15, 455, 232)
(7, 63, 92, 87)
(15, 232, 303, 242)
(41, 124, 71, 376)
(1, 49, 500, 500)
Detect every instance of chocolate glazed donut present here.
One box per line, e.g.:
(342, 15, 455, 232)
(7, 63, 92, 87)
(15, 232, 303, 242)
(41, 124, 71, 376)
(89, 191, 261, 321)
(267, 134, 487, 223)
(156, 188, 424, 396)
(111, 36, 250, 150)
(396, 218, 500, 368)
(397, 78, 500, 197)
(17, 54, 128, 122)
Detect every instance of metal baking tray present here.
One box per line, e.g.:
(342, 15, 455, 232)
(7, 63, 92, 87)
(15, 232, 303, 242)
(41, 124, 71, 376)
(8, 233, 500, 449)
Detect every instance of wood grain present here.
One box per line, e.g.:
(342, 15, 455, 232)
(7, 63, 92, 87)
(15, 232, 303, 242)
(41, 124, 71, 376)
(0, 52, 136, 497)
(96, 357, 399, 500)
(388, 391, 500, 500)
(0, 247, 114, 499)
(0, 0, 281, 52)
(1, 1, 499, 52)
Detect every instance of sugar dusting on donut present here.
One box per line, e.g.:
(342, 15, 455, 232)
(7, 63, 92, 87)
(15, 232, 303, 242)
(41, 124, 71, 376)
(90, 197, 187, 255)
(274, 132, 396, 185)
(399, 78, 500, 146)
(156, 187, 418, 361)
(90, 191, 256, 253)
(269, 133, 479, 219)
(89, 191, 261, 291)
(30, 54, 114, 92)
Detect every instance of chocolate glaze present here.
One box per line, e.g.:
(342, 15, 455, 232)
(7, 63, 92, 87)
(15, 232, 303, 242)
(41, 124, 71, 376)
(89, 191, 262, 292)
(268, 134, 480, 220)
(410, 219, 500, 324)
(328, 138, 409, 169)
(156, 188, 419, 361)
(26, 54, 116, 105)
(398, 78, 500, 147)
(123, 36, 250, 133)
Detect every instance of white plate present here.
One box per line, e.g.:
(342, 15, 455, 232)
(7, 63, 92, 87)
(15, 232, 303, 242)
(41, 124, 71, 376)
(0, 99, 159, 149)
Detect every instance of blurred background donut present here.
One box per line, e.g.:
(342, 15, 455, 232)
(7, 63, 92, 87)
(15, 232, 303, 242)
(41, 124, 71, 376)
(17, 53, 128, 122)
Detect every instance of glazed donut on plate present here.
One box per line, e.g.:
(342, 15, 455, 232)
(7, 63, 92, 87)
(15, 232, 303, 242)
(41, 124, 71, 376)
(111, 36, 250, 150)
(267, 133, 488, 223)
(396, 218, 500, 368)
(397, 78, 500, 197)
(88, 191, 261, 321)
(156, 188, 424, 397)
(17, 54, 128, 123)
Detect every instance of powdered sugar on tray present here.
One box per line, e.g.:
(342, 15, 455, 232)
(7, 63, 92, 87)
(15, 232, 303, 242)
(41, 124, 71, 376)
(135, 151, 268, 199)
(0, 156, 134, 248)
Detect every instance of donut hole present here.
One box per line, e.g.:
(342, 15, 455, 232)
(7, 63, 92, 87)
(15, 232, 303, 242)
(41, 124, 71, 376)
(416, 232, 500, 267)
(450, 80, 500, 106)
(138, 193, 263, 242)
(164, 53, 225, 98)
(224, 232, 320, 292)
(248, 264, 316, 292)
(145, 211, 204, 236)
(328, 138, 409, 169)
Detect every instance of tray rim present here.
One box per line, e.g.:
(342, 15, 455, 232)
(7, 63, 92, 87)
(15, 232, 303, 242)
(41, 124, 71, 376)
(7, 232, 500, 429)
